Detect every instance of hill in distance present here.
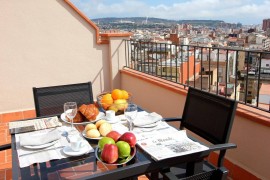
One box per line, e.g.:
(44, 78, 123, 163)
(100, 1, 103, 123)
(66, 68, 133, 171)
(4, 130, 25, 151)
(92, 17, 225, 26)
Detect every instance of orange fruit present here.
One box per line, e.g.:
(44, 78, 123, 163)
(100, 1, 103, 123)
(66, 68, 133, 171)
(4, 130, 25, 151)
(111, 89, 123, 100)
(122, 90, 129, 100)
(101, 93, 113, 109)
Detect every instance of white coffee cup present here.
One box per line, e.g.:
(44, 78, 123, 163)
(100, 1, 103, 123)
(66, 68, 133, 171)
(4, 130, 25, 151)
(70, 136, 84, 152)
(106, 110, 116, 121)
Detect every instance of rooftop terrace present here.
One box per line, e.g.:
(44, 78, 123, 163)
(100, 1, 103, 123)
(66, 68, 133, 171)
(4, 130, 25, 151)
(0, 0, 270, 179)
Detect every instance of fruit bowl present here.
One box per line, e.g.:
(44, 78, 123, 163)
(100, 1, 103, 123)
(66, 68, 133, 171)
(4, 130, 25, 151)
(96, 90, 132, 115)
(95, 146, 136, 165)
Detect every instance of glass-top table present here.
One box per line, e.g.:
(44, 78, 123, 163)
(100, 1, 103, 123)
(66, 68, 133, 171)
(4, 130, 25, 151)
(11, 117, 210, 180)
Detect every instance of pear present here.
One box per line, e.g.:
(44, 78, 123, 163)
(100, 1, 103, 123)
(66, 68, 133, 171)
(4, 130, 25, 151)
(108, 104, 118, 112)
(113, 99, 128, 110)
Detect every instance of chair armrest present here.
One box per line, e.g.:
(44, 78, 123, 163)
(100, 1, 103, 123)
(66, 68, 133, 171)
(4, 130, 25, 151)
(209, 143, 237, 152)
(208, 143, 237, 168)
(0, 143, 11, 151)
(163, 117, 183, 122)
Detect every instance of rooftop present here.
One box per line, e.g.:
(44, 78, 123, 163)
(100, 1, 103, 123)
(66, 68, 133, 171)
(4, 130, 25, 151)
(0, 0, 270, 179)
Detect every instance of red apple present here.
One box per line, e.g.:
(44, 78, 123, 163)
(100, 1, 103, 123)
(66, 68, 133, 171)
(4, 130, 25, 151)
(106, 131, 122, 142)
(119, 132, 137, 147)
(101, 144, 118, 164)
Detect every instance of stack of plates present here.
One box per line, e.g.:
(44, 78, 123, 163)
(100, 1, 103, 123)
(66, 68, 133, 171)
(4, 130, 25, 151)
(133, 112, 162, 128)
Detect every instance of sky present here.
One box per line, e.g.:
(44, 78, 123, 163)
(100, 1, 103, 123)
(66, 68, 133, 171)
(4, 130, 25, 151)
(71, 0, 270, 25)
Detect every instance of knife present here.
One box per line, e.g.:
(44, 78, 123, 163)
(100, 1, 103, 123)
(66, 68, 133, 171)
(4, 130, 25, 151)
(19, 146, 65, 157)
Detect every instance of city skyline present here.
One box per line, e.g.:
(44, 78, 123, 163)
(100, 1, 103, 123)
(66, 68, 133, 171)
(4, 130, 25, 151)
(71, 0, 270, 25)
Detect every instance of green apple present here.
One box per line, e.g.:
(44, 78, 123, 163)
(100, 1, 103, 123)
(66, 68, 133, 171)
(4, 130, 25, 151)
(116, 141, 131, 159)
(98, 137, 115, 151)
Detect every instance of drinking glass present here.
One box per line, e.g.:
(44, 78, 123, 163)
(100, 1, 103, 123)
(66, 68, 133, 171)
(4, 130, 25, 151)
(64, 102, 77, 132)
(124, 103, 137, 131)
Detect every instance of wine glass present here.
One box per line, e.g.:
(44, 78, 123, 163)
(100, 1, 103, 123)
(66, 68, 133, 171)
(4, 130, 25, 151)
(64, 102, 77, 132)
(124, 103, 138, 131)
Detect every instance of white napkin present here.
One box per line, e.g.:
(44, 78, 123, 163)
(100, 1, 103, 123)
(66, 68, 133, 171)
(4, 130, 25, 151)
(19, 129, 61, 146)
(133, 111, 162, 127)
(16, 126, 94, 168)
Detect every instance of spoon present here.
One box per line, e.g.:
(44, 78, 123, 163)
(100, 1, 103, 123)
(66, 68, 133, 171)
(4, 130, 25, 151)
(62, 131, 70, 143)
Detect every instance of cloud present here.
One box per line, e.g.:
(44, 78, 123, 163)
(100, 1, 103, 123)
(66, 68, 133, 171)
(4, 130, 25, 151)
(71, 0, 147, 17)
(71, 0, 270, 24)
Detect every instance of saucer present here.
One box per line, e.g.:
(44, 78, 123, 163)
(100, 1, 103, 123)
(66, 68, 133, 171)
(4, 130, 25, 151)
(62, 143, 91, 156)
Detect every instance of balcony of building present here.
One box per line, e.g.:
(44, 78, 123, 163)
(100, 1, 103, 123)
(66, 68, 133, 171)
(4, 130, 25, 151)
(1, 0, 270, 180)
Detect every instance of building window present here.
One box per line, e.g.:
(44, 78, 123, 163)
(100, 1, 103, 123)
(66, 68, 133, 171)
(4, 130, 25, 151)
(218, 76, 223, 83)
(149, 66, 156, 73)
(171, 68, 177, 73)
(162, 67, 167, 72)
(145, 66, 149, 72)
(218, 68, 223, 73)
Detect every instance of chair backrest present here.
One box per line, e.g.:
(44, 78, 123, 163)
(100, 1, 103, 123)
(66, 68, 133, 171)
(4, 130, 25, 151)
(181, 87, 237, 145)
(33, 82, 94, 117)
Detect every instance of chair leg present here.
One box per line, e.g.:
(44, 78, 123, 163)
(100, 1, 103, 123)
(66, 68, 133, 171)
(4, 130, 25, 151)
(148, 170, 160, 180)
(161, 168, 171, 180)
(214, 167, 228, 180)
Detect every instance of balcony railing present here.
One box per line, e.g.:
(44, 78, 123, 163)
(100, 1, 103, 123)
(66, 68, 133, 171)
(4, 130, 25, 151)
(124, 39, 270, 113)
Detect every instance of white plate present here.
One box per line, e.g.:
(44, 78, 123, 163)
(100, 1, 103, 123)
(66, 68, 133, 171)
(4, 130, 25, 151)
(62, 143, 90, 156)
(134, 120, 160, 128)
(82, 130, 102, 140)
(23, 140, 58, 149)
(60, 112, 105, 125)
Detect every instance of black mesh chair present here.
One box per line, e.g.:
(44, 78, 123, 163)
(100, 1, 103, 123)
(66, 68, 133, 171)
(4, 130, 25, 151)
(160, 87, 238, 180)
(33, 82, 94, 117)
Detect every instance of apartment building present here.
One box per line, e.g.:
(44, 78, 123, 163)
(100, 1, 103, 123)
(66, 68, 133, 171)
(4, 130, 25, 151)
(262, 18, 270, 31)
(262, 38, 270, 50)
(237, 79, 258, 104)
(260, 58, 270, 74)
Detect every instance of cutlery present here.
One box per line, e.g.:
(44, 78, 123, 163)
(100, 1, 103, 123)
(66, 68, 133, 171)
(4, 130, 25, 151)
(19, 146, 65, 157)
(62, 131, 70, 143)
(141, 126, 170, 132)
